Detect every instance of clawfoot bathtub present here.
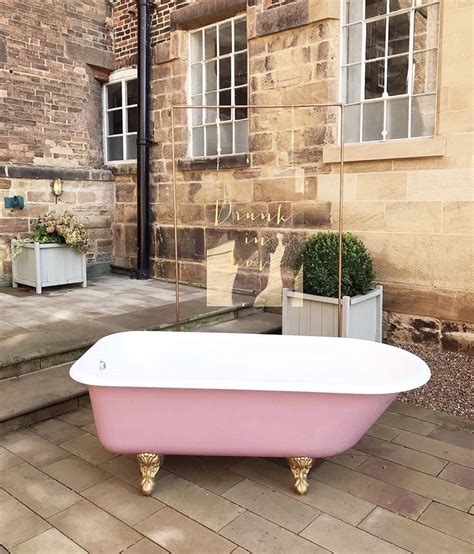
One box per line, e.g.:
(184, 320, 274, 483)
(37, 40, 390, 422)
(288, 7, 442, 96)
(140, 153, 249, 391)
(70, 332, 430, 496)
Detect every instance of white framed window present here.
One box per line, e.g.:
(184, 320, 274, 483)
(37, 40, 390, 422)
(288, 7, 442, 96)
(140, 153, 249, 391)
(341, 0, 439, 143)
(103, 69, 138, 162)
(189, 15, 248, 157)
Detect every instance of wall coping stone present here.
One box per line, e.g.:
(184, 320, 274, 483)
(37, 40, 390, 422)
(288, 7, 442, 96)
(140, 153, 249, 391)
(105, 162, 137, 176)
(0, 165, 114, 182)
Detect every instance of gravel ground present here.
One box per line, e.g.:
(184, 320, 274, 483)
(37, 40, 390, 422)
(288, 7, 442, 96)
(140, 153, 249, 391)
(396, 344, 473, 420)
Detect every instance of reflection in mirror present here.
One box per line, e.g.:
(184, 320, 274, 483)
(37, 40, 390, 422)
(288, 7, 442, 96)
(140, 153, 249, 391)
(411, 94, 436, 137)
(387, 98, 409, 140)
(362, 101, 384, 141)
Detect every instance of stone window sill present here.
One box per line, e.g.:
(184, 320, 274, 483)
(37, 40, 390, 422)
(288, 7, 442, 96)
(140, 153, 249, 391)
(322, 136, 446, 163)
(177, 154, 250, 171)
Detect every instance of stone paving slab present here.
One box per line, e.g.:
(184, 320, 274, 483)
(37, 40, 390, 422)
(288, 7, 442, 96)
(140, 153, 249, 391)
(0, 402, 473, 553)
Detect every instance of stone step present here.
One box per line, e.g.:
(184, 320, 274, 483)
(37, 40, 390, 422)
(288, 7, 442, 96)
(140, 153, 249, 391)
(0, 295, 255, 381)
(0, 311, 282, 434)
(0, 363, 88, 435)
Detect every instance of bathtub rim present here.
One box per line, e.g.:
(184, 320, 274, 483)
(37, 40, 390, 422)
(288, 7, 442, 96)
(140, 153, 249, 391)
(69, 332, 431, 395)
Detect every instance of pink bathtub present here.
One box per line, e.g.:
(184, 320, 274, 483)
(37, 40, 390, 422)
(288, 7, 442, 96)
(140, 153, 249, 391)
(70, 331, 430, 495)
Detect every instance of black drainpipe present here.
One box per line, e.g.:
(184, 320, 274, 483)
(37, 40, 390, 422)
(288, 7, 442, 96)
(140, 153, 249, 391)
(135, 0, 151, 279)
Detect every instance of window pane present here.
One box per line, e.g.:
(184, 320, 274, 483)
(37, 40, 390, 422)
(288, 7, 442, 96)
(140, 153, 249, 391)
(220, 122, 233, 154)
(365, 60, 385, 98)
(412, 49, 437, 94)
(205, 27, 217, 59)
(235, 87, 248, 120)
(126, 80, 138, 105)
(362, 101, 384, 141)
(235, 119, 248, 153)
(219, 21, 232, 56)
(190, 31, 203, 62)
(192, 95, 203, 125)
(205, 60, 217, 92)
(344, 0, 363, 23)
(414, 5, 439, 51)
(127, 107, 138, 133)
(344, 103, 361, 143)
(389, 0, 411, 11)
(365, 0, 386, 19)
(126, 134, 137, 160)
(206, 125, 217, 156)
(205, 92, 217, 123)
(107, 136, 123, 161)
(108, 110, 123, 135)
(234, 18, 247, 52)
(388, 13, 410, 55)
(366, 18, 386, 60)
(192, 127, 204, 157)
(343, 24, 362, 64)
(219, 89, 231, 121)
(235, 52, 247, 87)
(411, 94, 436, 137)
(219, 57, 231, 89)
(342, 64, 361, 103)
(387, 55, 408, 95)
(107, 83, 122, 109)
(191, 64, 202, 94)
(387, 97, 408, 139)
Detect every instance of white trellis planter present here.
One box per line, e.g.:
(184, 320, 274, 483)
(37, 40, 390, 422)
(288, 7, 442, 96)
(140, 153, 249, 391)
(282, 285, 383, 342)
(12, 241, 87, 294)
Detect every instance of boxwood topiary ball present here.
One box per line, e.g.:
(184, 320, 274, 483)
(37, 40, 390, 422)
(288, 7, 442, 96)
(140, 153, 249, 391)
(295, 231, 375, 298)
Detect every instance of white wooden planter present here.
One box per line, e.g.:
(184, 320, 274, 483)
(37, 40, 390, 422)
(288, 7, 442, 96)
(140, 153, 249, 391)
(12, 241, 87, 294)
(283, 285, 383, 342)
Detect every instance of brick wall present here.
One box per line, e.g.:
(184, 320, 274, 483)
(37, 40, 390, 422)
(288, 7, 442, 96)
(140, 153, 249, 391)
(113, 0, 189, 69)
(0, 0, 114, 168)
(0, 0, 116, 285)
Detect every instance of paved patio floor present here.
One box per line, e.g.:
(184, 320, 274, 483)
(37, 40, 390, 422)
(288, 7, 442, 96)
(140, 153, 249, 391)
(0, 400, 472, 553)
(0, 275, 206, 340)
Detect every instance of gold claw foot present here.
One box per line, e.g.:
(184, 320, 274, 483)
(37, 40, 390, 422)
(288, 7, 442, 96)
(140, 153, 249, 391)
(137, 453, 164, 496)
(287, 457, 314, 495)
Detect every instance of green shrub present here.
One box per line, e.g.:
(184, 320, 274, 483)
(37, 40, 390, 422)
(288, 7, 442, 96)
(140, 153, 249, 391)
(295, 231, 375, 298)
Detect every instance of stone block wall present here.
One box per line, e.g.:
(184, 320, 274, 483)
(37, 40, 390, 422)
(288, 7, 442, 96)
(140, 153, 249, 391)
(320, 0, 474, 354)
(0, 168, 115, 286)
(112, 167, 138, 269)
(112, 0, 472, 353)
(145, 1, 339, 297)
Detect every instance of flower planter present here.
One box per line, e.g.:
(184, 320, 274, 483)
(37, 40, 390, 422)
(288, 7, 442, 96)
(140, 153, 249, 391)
(282, 285, 383, 342)
(12, 241, 87, 294)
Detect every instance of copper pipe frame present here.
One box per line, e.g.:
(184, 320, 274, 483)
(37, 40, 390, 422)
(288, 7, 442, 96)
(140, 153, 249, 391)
(171, 104, 345, 336)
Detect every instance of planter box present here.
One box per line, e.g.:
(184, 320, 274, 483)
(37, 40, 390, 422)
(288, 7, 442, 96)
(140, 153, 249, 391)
(282, 285, 383, 342)
(12, 241, 87, 294)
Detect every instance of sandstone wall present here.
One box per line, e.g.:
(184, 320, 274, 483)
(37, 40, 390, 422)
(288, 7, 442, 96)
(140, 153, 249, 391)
(0, 169, 115, 286)
(320, 0, 473, 353)
(111, 0, 473, 353)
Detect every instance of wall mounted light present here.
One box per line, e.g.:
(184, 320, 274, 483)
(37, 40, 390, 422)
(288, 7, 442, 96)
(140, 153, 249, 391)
(51, 178, 63, 203)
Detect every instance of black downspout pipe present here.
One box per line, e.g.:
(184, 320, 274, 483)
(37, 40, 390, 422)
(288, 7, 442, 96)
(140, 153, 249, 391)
(135, 0, 151, 279)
